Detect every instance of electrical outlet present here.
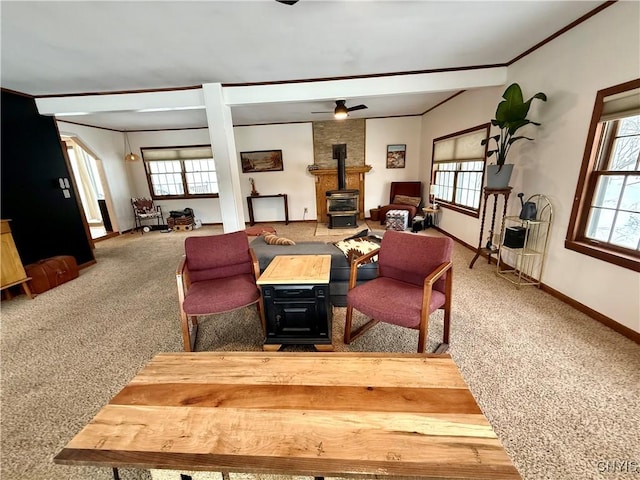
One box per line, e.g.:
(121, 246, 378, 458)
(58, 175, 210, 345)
(304, 207, 308, 213)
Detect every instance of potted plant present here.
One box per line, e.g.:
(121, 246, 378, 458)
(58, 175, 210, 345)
(482, 83, 547, 188)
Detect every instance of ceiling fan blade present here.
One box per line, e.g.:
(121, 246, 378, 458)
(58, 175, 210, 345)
(347, 104, 368, 112)
(275, 0, 299, 5)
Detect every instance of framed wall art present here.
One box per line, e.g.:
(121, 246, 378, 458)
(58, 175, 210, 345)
(240, 150, 284, 173)
(386, 144, 406, 169)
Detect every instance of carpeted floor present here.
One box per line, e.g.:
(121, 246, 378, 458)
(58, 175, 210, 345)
(314, 223, 367, 236)
(1, 221, 638, 480)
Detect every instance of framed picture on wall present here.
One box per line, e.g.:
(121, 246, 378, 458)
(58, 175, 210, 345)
(240, 150, 284, 173)
(386, 144, 406, 169)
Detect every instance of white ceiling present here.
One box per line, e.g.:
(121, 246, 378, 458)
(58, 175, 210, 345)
(1, 0, 605, 130)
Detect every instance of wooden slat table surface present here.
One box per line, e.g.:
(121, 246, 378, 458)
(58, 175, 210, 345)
(257, 255, 331, 285)
(54, 352, 520, 479)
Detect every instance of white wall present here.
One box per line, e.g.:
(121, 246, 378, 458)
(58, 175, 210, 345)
(56, 121, 133, 232)
(419, 87, 503, 243)
(507, 1, 640, 333)
(365, 116, 423, 215)
(421, 2, 640, 333)
(127, 129, 221, 224)
(234, 123, 315, 222)
(123, 120, 423, 226)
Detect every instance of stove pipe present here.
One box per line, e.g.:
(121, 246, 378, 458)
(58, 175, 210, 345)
(332, 143, 347, 190)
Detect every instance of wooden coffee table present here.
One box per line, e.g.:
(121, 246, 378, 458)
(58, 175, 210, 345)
(54, 352, 520, 479)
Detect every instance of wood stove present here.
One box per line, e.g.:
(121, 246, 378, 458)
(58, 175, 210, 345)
(326, 190, 359, 228)
(326, 143, 359, 228)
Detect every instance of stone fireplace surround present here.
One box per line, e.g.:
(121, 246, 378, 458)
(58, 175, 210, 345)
(311, 119, 370, 223)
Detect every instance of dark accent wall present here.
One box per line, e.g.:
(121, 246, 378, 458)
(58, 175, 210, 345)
(1, 90, 94, 265)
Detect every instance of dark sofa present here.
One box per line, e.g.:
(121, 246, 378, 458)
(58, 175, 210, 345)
(250, 234, 381, 307)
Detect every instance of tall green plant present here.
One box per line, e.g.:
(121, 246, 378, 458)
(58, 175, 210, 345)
(482, 83, 547, 172)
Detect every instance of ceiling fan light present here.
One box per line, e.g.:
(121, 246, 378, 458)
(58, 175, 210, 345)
(334, 103, 349, 120)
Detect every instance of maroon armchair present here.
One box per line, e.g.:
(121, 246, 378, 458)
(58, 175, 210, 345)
(176, 231, 265, 352)
(377, 182, 423, 224)
(344, 230, 453, 353)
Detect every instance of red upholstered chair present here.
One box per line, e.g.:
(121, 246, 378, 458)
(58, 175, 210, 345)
(377, 182, 423, 224)
(344, 230, 453, 353)
(176, 231, 265, 352)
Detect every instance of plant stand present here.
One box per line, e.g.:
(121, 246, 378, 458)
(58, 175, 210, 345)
(496, 194, 553, 288)
(469, 187, 512, 269)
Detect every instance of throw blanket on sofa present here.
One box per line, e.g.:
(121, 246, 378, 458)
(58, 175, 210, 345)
(333, 238, 380, 265)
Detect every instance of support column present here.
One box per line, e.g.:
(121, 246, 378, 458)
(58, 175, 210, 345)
(202, 83, 245, 232)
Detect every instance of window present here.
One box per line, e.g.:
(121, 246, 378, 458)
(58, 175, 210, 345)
(141, 145, 218, 199)
(566, 79, 640, 272)
(431, 124, 490, 217)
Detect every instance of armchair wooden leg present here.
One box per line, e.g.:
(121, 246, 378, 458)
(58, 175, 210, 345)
(256, 298, 266, 336)
(344, 306, 379, 345)
(189, 317, 198, 352)
(443, 308, 451, 345)
(344, 305, 354, 344)
(181, 312, 198, 352)
(441, 266, 453, 348)
(417, 324, 427, 354)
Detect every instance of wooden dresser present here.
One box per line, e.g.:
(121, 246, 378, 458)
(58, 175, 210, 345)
(1, 220, 32, 299)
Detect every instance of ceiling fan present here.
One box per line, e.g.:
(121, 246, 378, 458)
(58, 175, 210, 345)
(312, 100, 368, 119)
(275, 0, 300, 5)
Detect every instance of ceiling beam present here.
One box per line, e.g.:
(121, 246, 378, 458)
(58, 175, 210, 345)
(224, 68, 507, 106)
(35, 67, 506, 118)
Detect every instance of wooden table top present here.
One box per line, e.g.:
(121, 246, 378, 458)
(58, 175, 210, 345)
(54, 352, 520, 479)
(257, 254, 331, 285)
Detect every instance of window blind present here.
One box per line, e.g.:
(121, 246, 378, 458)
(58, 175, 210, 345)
(141, 146, 213, 161)
(600, 88, 640, 122)
(433, 130, 486, 163)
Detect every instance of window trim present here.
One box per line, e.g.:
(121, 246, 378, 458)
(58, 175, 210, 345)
(565, 78, 640, 272)
(431, 123, 490, 218)
(141, 144, 219, 200)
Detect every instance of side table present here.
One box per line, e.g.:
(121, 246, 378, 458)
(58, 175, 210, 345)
(469, 187, 512, 269)
(422, 207, 440, 228)
(257, 254, 333, 351)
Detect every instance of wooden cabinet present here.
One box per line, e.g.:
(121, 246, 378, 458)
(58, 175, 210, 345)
(1, 220, 33, 298)
(257, 255, 332, 351)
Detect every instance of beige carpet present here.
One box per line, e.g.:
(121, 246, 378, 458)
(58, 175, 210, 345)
(314, 222, 369, 236)
(1, 221, 639, 480)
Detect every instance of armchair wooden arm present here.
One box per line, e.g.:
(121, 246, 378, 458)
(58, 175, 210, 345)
(249, 248, 266, 334)
(347, 248, 381, 290)
(423, 261, 452, 288)
(419, 261, 453, 353)
(249, 248, 261, 282)
(176, 255, 189, 306)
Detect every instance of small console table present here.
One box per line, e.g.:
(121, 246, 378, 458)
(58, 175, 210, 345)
(247, 194, 289, 226)
(469, 187, 512, 269)
(257, 254, 332, 351)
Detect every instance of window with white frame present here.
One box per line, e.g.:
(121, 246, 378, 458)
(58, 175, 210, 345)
(431, 124, 490, 216)
(566, 79, 640, 271)
(141, 145, 218, 199)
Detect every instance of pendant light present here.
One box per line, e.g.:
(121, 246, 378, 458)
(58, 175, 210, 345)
(124, 132, 140, 162)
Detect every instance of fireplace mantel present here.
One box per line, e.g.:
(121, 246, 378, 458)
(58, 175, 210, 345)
(309, 165, 372, 223)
